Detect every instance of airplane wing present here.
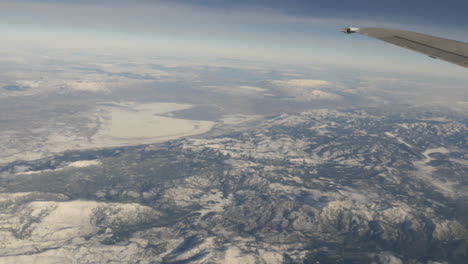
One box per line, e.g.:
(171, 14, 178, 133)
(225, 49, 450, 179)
(342, 27, 468, 69)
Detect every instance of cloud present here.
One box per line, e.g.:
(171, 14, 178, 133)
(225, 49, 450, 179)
(351, 75, 468, 111)
(17, 80, 40, 88)
(272, 79, 331, 88)
(272, 79, 342, 101)
(67, 80, 110, 93)
(238, 85, 268, 92)
(202, 85, 268, 96)
(0, 80, 40, 94)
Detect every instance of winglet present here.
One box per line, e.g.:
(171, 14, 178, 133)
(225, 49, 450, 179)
(341, 27, 360, 34)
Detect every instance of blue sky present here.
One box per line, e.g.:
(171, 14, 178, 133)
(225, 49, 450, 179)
(167, 0, 468, 25)
(1, 0, 467, 77)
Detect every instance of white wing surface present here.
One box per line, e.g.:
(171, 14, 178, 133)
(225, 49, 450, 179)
(343, 27, 468, 69)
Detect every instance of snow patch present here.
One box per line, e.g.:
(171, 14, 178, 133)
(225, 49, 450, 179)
(18, 160, 102, 175)
(197, 191, 233, 217)
(223, 246, 257, 264)
(221, 114, 262, 125)
(68, 160, 102, 168)
(4, 102, 216, 164)
(413, 147, 457, 198)
(90, 102, 215, 147)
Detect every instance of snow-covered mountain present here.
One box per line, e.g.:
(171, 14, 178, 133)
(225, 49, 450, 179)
(0, 107, 467, 263)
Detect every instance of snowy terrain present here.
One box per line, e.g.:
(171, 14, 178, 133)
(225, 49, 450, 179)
(0, 102, 215, 165)
(0, 108, 466, 263)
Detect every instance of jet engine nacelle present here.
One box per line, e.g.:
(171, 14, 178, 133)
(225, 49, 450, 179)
(341, 27, 360, 34)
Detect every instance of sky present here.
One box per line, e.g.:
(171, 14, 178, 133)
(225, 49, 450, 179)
(1, 0, 468, 78)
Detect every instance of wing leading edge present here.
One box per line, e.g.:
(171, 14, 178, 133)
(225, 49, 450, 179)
(342, 27, 468, 69)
